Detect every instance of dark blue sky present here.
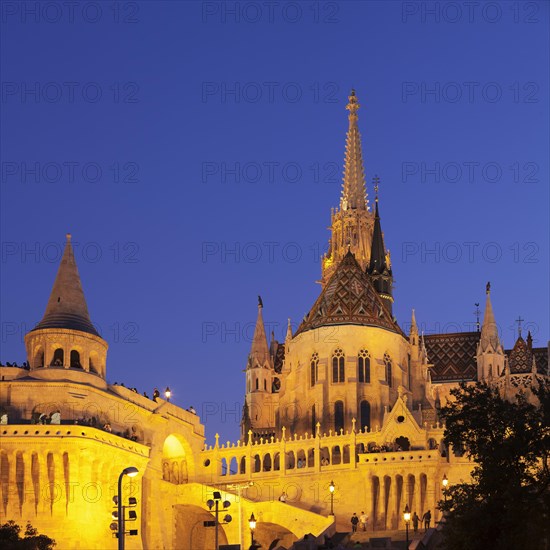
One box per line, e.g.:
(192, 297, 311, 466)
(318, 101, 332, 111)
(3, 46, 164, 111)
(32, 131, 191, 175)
(2, 1, 548, 443)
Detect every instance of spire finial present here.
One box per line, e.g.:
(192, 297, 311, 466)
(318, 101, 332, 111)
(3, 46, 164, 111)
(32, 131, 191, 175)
(373, 175, 380, 203)
(486, 281, 491, 294)
(258, 295, 263, 309)
(346, 88, 360, 117)
(66, 233, 72, 242)
(515, 315, 524, 338)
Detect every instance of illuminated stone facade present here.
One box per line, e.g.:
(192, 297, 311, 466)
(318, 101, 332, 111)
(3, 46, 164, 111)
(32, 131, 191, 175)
(1, 92, 548, 550)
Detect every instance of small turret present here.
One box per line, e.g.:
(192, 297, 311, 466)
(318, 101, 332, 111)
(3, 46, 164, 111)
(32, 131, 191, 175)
(24, 234, 108, 383)
(476, 282, 505, 382)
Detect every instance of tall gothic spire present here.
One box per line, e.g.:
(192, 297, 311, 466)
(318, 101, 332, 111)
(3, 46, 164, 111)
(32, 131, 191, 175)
(248, 296, 270, 367)
(322, 90, 373, 284)
(479, 282, 501, 352)
(340, 89, 368, 211)
(32, 234, 99, 336)
(367, 180, 393, 312)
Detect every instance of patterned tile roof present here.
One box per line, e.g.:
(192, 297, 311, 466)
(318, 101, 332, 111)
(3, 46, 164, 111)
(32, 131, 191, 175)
(295, 251, 402, 336)
(424, 332, 479, 382)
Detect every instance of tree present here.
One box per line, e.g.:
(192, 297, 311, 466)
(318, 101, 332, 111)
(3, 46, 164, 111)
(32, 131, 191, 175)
(438, 382, 550, 550)
(0, 521, 56, 550)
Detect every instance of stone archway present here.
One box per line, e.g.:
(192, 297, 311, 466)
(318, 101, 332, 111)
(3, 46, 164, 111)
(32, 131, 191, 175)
(253, 521, 296, 550)
(163, 434, 194, 484)
(174, 504, 229, 550)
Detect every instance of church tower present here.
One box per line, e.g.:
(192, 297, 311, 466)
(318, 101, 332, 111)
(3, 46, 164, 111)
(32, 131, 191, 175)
(322, 90, 374, 284)
(476, 282, 505, 381)
(24, 234, 108, 386)
(242, 297, 279, 441)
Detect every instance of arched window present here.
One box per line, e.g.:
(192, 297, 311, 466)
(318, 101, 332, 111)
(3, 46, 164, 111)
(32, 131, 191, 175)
(311, 405, 316, 436)
(332, 349, 345, 383)
(310, 352, 319, 387)
(70, 350, 81, 368)
(358, 350, 370, 383)
(334, 400, 344, 433)
(360, 400, 371, 432)
(264, 379, 267, 391)
(255, 377, 259, 390)
(51, 348, 64, 367)
(384, 353, 392, 388)
(35, 349, 44, 368)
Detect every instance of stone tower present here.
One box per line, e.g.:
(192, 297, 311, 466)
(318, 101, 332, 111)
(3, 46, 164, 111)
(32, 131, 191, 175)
(242, 297, 279, 441)
(24, 234, 108, 386)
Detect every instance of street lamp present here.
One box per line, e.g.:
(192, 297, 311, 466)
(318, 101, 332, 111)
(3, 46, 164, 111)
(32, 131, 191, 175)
(207, 491, 232, 550)
(165, 387, 171, 401)
(403, 504, 411, 549)
(249, 513, 256, 547)
(442, 473, 449, 504)
(329, 480, 335, 516)
(117, 467, 139, 550)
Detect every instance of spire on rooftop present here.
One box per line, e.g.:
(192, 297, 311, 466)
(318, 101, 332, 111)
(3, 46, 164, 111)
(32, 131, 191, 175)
(340, 89, 368, 211)
(479, 282, 501, 352)
(248, 296, 270, 367)
(32, 234, 99, 337)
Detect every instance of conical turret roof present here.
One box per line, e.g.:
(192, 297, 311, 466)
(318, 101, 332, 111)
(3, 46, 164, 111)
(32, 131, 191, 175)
(248, 297, 270, 367)
(296, 250, 402, 336)
(32, 234, 100, 337)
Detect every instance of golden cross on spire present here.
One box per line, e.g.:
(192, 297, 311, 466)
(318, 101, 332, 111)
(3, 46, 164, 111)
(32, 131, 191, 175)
(372, 175, 380, 202)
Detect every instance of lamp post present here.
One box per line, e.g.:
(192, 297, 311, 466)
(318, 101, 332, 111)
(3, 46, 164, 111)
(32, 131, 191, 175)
(329, 480, 335, 516)
(249, 513, 256, 547)
(164, 387, 171, 402)
(442, 474, 449, 504)
(206, 491, 231, 550)
(403, 504, 411, 549)
(117, 466, 139, 550)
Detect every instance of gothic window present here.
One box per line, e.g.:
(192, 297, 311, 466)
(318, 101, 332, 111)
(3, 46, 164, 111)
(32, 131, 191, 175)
(311, 404, 316, 436)
(255, 377, 259, 391)
(384, 353, 392, 388)
(334, 400, 344, 433)
(332, 348, 345, 383)
(358, 350, 370, 383)
(360, 400, 371, 432)
(264, 379, 267, 391)
(310, 352, 319, 386)
(35, 349, 44, 368)
(407, 354, 411, 389)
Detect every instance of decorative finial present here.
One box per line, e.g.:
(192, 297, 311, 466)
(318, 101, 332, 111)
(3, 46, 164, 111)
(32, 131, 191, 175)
(474, 302, 481, 332)
(486, 281, 491, 294)
(66, 233, 72, 242)
(372, 175, 380, 203)
(258, 295, 263, 308)
(515, 315, 524, 338)
(346, 89, 360, 117)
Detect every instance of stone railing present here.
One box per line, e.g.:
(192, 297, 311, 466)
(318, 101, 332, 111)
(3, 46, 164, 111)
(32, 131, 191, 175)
(198, 421, 446, 482)
(0, 424, 150, 457)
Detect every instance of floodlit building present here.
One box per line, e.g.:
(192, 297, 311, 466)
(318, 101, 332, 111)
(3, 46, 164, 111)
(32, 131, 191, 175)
(1, 91, 547, 549)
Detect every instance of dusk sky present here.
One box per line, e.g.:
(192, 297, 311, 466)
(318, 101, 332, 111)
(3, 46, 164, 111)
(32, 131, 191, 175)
(1, 0, 548, 443)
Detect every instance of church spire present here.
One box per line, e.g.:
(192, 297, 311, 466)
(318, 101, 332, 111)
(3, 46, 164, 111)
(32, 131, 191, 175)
(32, 234, 99, 336)
(248, 296, 270, 367)
(479, 282, 501, 352)
(340, 89, 368, 211)
(367, 179, 394, 312)
(322, 90, 374, 284)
